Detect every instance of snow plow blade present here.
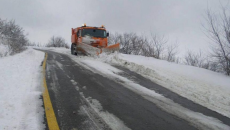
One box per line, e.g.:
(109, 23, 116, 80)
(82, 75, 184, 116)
(102, 43, 120, 54)
(77, 42, 101, 55)
(78, 42, 119, 56)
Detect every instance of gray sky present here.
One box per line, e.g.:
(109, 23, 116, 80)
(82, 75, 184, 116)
(0, 0, 229, 55)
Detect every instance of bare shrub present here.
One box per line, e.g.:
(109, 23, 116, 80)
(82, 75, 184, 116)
(108, 32, 122, 46)
(0, 19, 28, 55)
(46, 36, 70, 49)
(184, 50, 211, 69)
(109, 33, 146, 55)
(163, 43, 179, 62)
(26, 42, 43, 47)
(149, 34, 168, 59)
(109, 32, 179, 62)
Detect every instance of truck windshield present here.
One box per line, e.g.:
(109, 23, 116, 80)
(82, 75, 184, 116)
(82, 29, 106, 38)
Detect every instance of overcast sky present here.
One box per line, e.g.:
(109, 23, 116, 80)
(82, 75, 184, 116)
(0, 0, 229, 55)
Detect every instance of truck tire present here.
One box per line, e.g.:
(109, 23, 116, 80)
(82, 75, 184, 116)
(71, 44, 78, 55)
(71, 44, 74, 55)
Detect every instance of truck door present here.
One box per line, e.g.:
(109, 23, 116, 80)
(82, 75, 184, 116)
(77, 30, 82, 43)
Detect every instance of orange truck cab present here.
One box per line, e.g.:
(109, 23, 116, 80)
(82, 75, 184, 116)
(71, 24, 112, 55)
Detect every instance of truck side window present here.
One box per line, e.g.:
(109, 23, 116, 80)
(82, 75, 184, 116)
(77, 31, 79, 37)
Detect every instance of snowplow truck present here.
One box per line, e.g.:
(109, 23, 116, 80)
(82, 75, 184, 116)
(71, 24, 119, 55)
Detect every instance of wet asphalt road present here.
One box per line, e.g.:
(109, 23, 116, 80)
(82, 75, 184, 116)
(42, 50, 230, 130)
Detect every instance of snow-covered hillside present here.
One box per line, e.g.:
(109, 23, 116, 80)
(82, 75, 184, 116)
(0, 48, 45, 130)
(44, 47, 230, 119)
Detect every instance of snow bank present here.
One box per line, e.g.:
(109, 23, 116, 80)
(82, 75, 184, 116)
(0, 48, 45, 130)
(99, 53, 230, 118)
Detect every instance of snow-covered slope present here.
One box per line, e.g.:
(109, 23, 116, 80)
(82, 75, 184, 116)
(0, 48, 45, 130)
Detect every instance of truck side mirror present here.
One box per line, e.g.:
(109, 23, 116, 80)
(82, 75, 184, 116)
(107, 33, 109, 37)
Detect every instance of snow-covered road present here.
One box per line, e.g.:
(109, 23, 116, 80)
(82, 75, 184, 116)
(39, 48, 230, 130)
(47, 47, 230, 119)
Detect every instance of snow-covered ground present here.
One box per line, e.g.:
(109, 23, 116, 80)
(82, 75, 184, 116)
(0, 48, 45, 130)
(1, 46, 229, 129)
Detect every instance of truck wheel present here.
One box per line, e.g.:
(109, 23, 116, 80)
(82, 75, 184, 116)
(71, 44, 74, 55)
(74, 51, 78, 55)
(71, 44, 78, 55)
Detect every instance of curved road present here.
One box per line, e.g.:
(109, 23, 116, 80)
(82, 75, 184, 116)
(41, 50, 230, 130)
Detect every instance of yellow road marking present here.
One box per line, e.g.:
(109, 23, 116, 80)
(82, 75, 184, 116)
(43, 53, 60, 130)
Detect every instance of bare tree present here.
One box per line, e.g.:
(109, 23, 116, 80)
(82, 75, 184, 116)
(203, 4, 230, 75)
(46, 36, 70, 49)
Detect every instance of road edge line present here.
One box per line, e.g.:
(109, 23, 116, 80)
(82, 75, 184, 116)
(42, 53, 60, 130)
